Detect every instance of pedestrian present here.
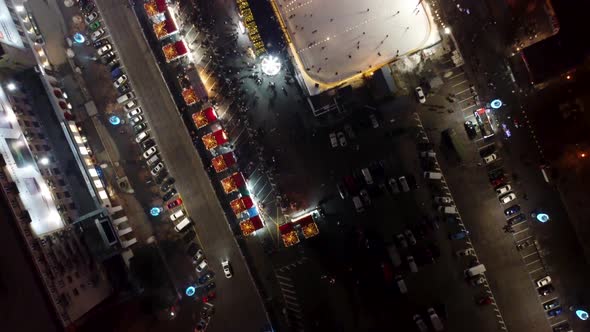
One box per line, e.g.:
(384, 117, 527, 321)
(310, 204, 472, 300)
(378, 52, 381, 56)
(367, 8, 370, 12)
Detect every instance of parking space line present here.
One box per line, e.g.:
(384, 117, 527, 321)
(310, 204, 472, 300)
(461, 104, 477, 112)
(529, 267, 545, 274)
(515, 235, 534, 243)
(282, 288, 296, 294)
(513, 228, 529, 236)
(522, 251, 539, 259)
(276, 274, 291, 281)
(284, 294, 297, 300)
(551, 320, 568, 327)
(451, 80, 468, 88)
(526, 259, 541, 266)
(448, 72, 465, 80)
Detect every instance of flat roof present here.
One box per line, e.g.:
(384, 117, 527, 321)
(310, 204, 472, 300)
(0, 87, 64, 236)
(275, 0, 435, 86)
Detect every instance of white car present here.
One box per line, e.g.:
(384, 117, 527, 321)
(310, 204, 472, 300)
(496, 184, 512, 195)
(150, 162, 164, 176)
(129, 115, 143, 124)
(415, 86, 426, 103)
(483, 153, 497, 164)
(404, 229, 417, 246)
(388, 178, 400, 193)
(143, 146, 157, 159)
(97, 44, 112, 56)
(124, 100, 138, 110)
(359, 189, 371, 205)
(85, 11, 98, 24)
(196, 259, 208, 273)
(396, 233, 408, 248)
(113, 75, 128, 88)
(135, 131, 149, 143)
(456, 248, 476, 257)
(536, 276, 552, 288)
(499, 193, 516, 204)
(329, 132, 338, 148)
(337, 131, 347, 147)
(90, 28, 105, 41)
(222, 260, 233, 278)
(194, 249, 204, 261)
(434, 196, 452, 204)
(169, 209, 185, 221)
(127, 107, 142, 118)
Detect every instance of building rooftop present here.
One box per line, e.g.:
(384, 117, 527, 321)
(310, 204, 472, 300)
(276, 0, 436, 86)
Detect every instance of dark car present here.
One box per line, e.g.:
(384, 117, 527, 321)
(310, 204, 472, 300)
(538, 284, 555, 296)
(491, 177, 506, 187)
(543, 299, 560, 310)
(118, 83, 132, 94)
(182, 230, 196, 244)
(464, 121, 477, 139)
(155, 170, 168, 184)
(162, 188, 177, 201)
(488, 168, 505, 180)
(547, 307, 563, 317)
(141, 138, 156, 150)
(507, 214, 526, 226)
(186, 243, 198, 257)
(504, 204, 521, 216)
(133, 122, 146, 133)
(417, 142, 434, 151)
(553, 323, 573, 332)
(160, 177, 176, 192)
(204, 282, 216, 291)
(198, 271, 214, 284)
(93, 38, 109, 48)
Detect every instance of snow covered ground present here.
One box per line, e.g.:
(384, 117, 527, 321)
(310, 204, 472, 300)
(275, 0, 436, 87)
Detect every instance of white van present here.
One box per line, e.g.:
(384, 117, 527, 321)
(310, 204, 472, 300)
(146, 154, 160, 166)
(135, 131, 149, 143)
(387, 244, 402, 267)
(174, 217, 191, 232)
(117, 92, 135, 104)
(361, 168, 373, 185)
(424, 172, 443, 180)
(170, 209, 185, 221)
(438, 206, 458, 214)
(352, 196, 364, 213)
(398, 176, 410, 192)
(395, 275, 408, 294)
(407, 256, 418, 273)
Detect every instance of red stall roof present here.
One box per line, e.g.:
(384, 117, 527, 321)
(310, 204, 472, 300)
(231, 172, 246, 188)
(249, 216, 263, 230)
(155, 0, 167, 12)
(212, 129, 228, 145)
(175, 41, 187, 55)
(222, 152, 236, 168)
(296, 214, 314, 227)
(241, 196, 254, 209)
(203, 107, 218, 122)
(279, 222, 294, 234)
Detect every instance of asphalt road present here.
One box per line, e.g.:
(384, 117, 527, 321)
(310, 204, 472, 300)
(93, 0, 269, 330)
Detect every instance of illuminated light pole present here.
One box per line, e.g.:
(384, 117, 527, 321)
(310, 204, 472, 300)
(260, 55, 281, 76)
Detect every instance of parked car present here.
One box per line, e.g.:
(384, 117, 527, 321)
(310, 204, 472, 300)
(343, 124, 356, 139)
(543, 299, 560, 310)
(359, 189, 371, 205)
(434, 196, 452, 205)
(491, 177, 506, 187)
(93, 38, 109, 48)
(160, 177, 175, 192)
(456, 248, 476, 257)
(124, 100, 138, 110)
(483, 153, 497, 164)
(337, 131, 347, 147)
(538, 284, 555, 296)
(329, 132, 338, 148)
(464, 121, 477, 139)
(90, 28, 105, 41)
(84, 11, 98, 24)
(118, 83, 132, 94)
(193, 249, 204, 261)
(133, 122, 146, 134)
(135, 130, 149, 143)
(396, 233, 408, 248)
(547, 307, 563, 317)
(222, 260, 233, 278)
(495, 184, 512, 195)
(198, 271, 214, 284)
(141, 138, 155, 150)
(336, 183, 348, 199)
(151, 162, 165, 176)
(97, 44, 112, 56)
(89, 20, 101, 31)
(536, 276, 552, 288)
(113, 74, 128, 88)
(388, 178, 400, 193)
(162, 188, 177, 201)
(449, 230, 469, 240)
(553, 323, 573, 332)
(130, 115, 143, 124)
(369, 113, 379, 128)
(127, 107, 142, 118)
(404, 229, 417, 245)
(499, 193, 516, 204)
(413, 314, 429, 332)
(196, 259, 208, 273)
(504, 204, 521, 216)
(167, 198, 183, 210)
(142, 146, 157, 159)
(507, 213, 526, 226)
(415, 86, 426, 103)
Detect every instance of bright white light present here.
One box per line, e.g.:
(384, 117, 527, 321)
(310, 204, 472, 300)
(39, 157, 50, 165)
(444, 27, 451, 34)
(15, 5, 25, 12)
(260, 55, 282, 76)
(6, 82, 17, 91)
(238, 21, 245, 34)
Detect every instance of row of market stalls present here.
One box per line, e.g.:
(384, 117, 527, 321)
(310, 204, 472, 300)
(280, 214, 320, 247)
(144, 0, 188, 62)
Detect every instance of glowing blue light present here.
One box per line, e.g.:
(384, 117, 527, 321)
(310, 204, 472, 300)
(150, 207, 161, 216)
(73, 33, 85, 44)
(185, 286, 196, 297)
(109, 115, 121, 126)
(536, 213, 549, 223)
(490, 99, 503, 109)
(576, 309, 589, 320)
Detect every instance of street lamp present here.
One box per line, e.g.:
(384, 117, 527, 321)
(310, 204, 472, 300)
(6, 82, 17, 91)
(261, 55, 281, 76)
(15, 5, 24, 13)
(39, 157, 50, 165)
(444, 27, 451, 34)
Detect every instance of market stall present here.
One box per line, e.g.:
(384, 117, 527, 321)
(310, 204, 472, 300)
(153, 11, 178, 40)
(201, 129, 228, 150)
(220, 172, 246, 194)
(230, 195, 254, 215)
(297, 214, 319, 239)
(192, 107, 218, 129)
(162, 40, 188, 63)
(280, 222, 300, 247)
(211, 152, 236, 173)
(240, 216, 263, 236)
